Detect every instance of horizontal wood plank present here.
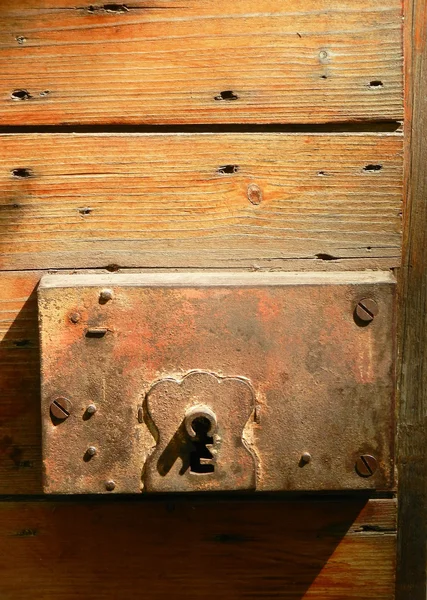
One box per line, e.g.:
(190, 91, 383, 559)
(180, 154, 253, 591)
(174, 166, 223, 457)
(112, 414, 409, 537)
(0, 1, 403, 125)
(0, 497, 396, 599)
(0, 133, 403, 270)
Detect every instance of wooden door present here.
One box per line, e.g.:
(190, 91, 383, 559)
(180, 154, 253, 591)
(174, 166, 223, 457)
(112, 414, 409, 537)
(0, 1, 424, 598)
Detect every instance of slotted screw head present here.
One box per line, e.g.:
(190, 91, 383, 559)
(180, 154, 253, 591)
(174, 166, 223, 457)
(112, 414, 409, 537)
(50, 397, 72, 421)
(355, 454, 378, 478)
(355, 298, 379, 323)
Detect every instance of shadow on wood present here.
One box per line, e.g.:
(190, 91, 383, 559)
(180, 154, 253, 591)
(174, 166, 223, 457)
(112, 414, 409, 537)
(0, 497, 395, 600)
(0, 276, 42, 493)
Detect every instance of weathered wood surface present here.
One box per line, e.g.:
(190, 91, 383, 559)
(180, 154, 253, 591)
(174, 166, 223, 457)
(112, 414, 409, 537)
(0, 133, 403, 270)
(0, 1, 403, 125)
(396, 0, 427, 598)
(0, 497, 396, 599)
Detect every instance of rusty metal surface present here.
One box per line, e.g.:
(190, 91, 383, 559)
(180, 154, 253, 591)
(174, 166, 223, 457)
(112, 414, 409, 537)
(38, 272, 396, 494)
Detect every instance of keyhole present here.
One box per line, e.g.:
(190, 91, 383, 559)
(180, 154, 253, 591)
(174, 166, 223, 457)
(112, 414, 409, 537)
(189, 417, 215, 474)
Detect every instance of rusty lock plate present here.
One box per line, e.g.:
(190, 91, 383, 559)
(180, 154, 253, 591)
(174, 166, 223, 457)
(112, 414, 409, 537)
(38, 272, 396, 494)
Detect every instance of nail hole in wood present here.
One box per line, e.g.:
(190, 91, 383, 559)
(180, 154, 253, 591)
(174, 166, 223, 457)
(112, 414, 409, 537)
(14, 339, 32, 348)
(215, 90, 238, 101)
(363, 164, 383, 173)
(218, 165, 239, 175)
(11, 89, 31, 101)
(11, 168, 33, 178)
(78, 207, 92, 215)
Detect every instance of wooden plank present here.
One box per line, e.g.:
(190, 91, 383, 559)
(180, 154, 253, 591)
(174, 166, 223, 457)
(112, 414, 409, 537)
(0, 1, 403, 125)
(0, 497, 396, 599)
(0, 133, 403, 270)
(396, 0, 427, 598)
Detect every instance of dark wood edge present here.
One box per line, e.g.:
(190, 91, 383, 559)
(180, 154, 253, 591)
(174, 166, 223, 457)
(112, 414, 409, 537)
(396, 1, 427, 598)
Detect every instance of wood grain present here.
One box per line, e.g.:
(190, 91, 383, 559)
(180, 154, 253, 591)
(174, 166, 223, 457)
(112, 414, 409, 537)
(0, 1, 403, 125)
(0, 133, 403, 270)
(0, 497, 396, 599)
(396, 0, 427, 597)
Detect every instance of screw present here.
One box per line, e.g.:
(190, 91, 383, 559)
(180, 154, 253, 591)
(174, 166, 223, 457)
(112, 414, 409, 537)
(85, 446, 97, 459)
(50, 397, 72, 421)
(69, 312, 81, 324)
(105, 480, 116, 491)
(301, 452, 311, 464)
(99, 289, 113, 303)
(355, 455, 378, 478)
(86, 404, 97, 416)
(319, 50, 329, 61)
(355, 298, 379, 323)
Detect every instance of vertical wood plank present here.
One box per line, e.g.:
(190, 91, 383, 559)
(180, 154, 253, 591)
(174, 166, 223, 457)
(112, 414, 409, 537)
(397, 0, 427, 597)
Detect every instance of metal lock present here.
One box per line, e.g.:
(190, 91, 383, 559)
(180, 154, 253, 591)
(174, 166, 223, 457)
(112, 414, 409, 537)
(38, 271, 395, 494)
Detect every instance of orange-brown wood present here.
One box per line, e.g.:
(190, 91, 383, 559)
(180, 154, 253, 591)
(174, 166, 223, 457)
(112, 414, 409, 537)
(0, 0, 403, 125)
(0, 497, 396, 599)
(0, 133, 403, 270)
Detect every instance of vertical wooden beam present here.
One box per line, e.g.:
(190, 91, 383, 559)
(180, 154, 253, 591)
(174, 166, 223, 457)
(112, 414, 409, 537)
(397, 0, 427, 597)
